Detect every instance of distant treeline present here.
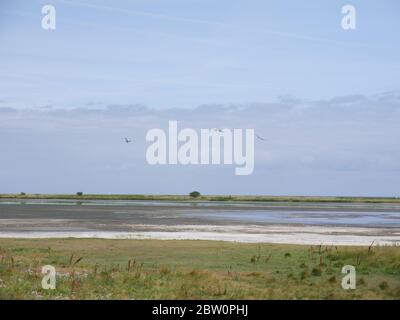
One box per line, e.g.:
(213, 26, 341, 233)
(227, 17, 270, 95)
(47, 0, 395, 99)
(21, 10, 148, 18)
(1, 193, 400, 203)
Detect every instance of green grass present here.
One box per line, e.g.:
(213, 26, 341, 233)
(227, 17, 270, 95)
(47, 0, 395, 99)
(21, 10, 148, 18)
(0, 239, 399, 299)
(1, 193, 400, 203)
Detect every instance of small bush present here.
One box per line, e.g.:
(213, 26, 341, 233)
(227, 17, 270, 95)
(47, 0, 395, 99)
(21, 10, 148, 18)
(76, 192, 83, 196)
(20, 192, 26, 196)
(189, 191, 201, 198)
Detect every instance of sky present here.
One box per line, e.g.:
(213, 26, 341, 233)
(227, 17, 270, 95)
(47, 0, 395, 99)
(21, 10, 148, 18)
(0, 0, 399, 196)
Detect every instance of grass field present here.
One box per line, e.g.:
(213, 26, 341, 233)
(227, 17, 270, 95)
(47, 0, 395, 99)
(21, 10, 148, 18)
(0, 239, 399, 299)
(1, 193, 400, 203)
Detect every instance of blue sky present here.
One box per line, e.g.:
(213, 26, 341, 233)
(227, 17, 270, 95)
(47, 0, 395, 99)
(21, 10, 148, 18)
(0, 0, 399, 196)
(1, 0, 399, 108)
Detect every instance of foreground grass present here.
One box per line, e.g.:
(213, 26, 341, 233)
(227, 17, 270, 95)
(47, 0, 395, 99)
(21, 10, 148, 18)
(1, 193, 400, 203)
(0, 239, 399, 300)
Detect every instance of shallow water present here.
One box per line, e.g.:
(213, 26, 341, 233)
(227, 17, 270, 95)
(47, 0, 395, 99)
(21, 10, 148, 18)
(1, 199, 400, 228)
(187, 210, 400, 227)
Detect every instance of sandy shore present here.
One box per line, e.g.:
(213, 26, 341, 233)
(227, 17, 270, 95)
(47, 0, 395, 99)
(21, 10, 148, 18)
(1, 224, 400, 246)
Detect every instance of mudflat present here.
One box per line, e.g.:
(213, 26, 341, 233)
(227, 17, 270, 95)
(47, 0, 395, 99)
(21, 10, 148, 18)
(1, 199, 400, 245)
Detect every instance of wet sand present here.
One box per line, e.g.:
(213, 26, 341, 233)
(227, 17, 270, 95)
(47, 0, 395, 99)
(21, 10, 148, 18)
(1, 199, 400, 245)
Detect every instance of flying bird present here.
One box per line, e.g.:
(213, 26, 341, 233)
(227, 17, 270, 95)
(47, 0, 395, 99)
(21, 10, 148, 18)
(124, 137, 132, 143)
(255, 134, 266, 141)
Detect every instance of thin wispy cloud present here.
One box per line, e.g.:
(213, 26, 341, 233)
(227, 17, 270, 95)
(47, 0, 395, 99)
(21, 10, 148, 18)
(56, 0, 352, 46)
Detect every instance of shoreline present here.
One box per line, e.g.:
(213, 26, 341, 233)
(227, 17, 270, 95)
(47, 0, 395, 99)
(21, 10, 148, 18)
(1, 224, 399, 246)
(2, 194, 400, 204)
